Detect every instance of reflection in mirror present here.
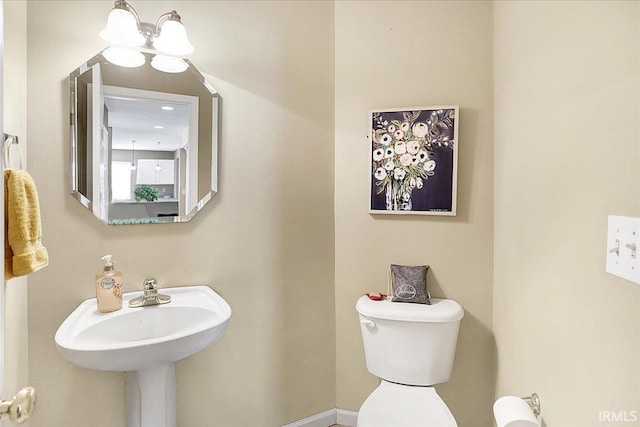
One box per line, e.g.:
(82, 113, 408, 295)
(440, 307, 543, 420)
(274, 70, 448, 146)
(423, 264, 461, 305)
(69, 50, 218, 225)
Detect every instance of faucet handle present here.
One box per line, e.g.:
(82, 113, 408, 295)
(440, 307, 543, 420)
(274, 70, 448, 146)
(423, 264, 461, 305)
(143, 278, 158, 290)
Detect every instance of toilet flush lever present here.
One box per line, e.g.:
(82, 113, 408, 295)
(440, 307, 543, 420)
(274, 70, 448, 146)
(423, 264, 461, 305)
(360, 319, 376, 328)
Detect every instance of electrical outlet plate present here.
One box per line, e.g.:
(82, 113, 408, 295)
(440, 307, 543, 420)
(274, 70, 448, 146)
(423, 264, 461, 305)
(606, 215, 640, 285)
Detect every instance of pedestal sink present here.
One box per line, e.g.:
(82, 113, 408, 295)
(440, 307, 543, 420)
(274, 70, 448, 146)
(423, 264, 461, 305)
(55, 286, 231, 427)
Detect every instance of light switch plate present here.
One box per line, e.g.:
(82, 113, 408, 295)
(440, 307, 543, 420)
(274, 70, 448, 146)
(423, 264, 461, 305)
(606, 215, 640, 285)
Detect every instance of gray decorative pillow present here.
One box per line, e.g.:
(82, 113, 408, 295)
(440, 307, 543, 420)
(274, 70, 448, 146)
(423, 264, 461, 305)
(390, 264, 431, 305)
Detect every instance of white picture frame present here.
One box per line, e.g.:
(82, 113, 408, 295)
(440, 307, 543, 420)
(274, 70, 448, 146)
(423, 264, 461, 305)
(369, 105, 459, 216)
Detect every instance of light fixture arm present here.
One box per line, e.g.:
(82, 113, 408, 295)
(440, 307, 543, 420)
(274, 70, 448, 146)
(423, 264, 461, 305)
(114, 0, 142, 27)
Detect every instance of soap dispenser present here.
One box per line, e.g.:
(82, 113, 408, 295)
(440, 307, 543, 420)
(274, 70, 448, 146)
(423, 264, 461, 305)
(95, 255, 123, 313)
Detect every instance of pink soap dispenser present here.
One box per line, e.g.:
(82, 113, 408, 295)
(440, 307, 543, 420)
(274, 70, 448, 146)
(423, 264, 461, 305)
(95, 255, 123, 313)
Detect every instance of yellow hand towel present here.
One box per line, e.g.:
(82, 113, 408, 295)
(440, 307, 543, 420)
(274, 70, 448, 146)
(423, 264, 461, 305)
(4, 169, 49, 279)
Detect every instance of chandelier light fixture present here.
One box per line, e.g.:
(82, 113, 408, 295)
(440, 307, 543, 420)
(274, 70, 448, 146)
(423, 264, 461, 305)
(100, 0, 194, 73)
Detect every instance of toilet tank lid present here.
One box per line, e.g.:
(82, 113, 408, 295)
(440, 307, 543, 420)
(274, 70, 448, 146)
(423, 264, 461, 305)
(356, 296, 464, 322)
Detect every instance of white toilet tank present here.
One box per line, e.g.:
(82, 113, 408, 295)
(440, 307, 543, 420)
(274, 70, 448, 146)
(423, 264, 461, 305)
(356, 296, 463, 386)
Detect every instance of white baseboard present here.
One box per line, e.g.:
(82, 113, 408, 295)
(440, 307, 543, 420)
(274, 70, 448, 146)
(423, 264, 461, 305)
(282, 408, 358, 427)
(337, 409, 358, 426)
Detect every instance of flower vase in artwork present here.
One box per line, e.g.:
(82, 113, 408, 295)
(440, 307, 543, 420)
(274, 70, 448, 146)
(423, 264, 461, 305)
(385, 181, 413, 211)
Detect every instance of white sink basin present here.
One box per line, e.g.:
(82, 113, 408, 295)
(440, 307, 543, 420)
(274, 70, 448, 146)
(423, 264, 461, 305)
(55, 285, 231, 427)
(55, 286, 231, 371)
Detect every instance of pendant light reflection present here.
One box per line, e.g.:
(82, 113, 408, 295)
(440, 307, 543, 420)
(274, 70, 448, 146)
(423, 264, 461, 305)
(154, 142, 162, 172)
(100, 1, 194, 73)
(130, 140, 137, 170)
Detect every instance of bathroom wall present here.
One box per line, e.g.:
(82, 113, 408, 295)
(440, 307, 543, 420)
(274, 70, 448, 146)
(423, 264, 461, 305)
(334, 1, 495, 425)
(493, 1, 640, 426)
(26, 1, 335, 426)
(2, 0, 29, 416)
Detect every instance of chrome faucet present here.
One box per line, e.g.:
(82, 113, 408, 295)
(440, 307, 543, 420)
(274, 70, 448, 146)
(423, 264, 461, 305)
(128, 277, 172, 308)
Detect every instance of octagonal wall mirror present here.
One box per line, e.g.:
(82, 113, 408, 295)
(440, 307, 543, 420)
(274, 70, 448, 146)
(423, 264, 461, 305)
(69, 50, 218, 225)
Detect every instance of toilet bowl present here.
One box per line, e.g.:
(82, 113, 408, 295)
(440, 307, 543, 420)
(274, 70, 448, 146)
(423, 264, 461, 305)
(357, 381, 456, 427)
(356, 296, 464, 427)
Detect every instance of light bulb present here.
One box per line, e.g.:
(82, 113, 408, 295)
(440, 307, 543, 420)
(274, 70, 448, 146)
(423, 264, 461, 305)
(153, 19, 194, 56)
(154, 164, 162, 171)
(102, 47, 145, 68)
(99, 8, 145, 47)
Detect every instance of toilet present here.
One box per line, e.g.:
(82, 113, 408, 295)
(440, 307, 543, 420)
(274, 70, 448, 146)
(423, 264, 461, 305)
(356, 296, 464, 427)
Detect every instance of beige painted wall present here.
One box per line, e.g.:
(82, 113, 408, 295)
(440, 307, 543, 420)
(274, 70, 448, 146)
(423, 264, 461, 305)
(334, 2, 495, 425)
(26, 1, 335, 426)
(2, 0, 29, 418)
(18, 2, 640, 427)
(493, 1, 640, 426)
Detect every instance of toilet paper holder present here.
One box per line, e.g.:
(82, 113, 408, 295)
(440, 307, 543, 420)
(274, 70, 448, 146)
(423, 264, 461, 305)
(522, 393, 541, 417)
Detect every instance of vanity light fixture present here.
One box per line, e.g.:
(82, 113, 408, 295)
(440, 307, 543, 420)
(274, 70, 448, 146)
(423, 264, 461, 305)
(161, 106, 174, 111)
(154, 125, 164, 129)
(130, 140, 137, 170)
(100, 0, 194, 73)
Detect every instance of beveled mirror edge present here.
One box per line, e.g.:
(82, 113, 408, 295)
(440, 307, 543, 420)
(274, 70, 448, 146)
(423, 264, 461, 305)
(69, 62, 92, 211)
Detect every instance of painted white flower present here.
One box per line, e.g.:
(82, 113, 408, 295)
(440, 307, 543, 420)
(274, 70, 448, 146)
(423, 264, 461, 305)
(374, 167, 387, 181)
(393, 168, 406, 180)
(424, 160, 436, 172)
(417, 150, 428, 162)
(384, 160, 395, 171)
(416, 177, 424, 189)
(411, 156, 420, 165)
(384, 148, 394, 158)
(401, 122, 410, 132)
(394, 130, 405, 140)
(407, 140, 421, 155)
(402, 192, 411, 201)
(394, 141, 407, 155)
(372, 149, 384, 161)
(380, 133, 393, 146)
(388, 124, 396, 133)
(409, 177, 416, 188)
(400, 153, 412, 166)
(412, 122, 428, 138)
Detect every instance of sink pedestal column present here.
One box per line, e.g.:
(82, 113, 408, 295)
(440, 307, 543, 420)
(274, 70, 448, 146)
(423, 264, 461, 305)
(125, 363, 177, 427)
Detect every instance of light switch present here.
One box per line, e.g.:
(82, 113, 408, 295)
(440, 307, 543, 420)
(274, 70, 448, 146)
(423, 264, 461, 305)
(606, 215, 640, 285)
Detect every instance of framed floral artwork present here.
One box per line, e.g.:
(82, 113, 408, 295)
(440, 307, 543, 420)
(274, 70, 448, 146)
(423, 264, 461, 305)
(369, 106, 459, 216)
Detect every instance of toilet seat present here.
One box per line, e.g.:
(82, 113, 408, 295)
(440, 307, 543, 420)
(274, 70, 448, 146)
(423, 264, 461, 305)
(357, 381, 457, 427)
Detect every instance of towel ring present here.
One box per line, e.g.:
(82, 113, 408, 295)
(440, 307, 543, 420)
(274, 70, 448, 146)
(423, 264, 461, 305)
(3, 133, 24, 170)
